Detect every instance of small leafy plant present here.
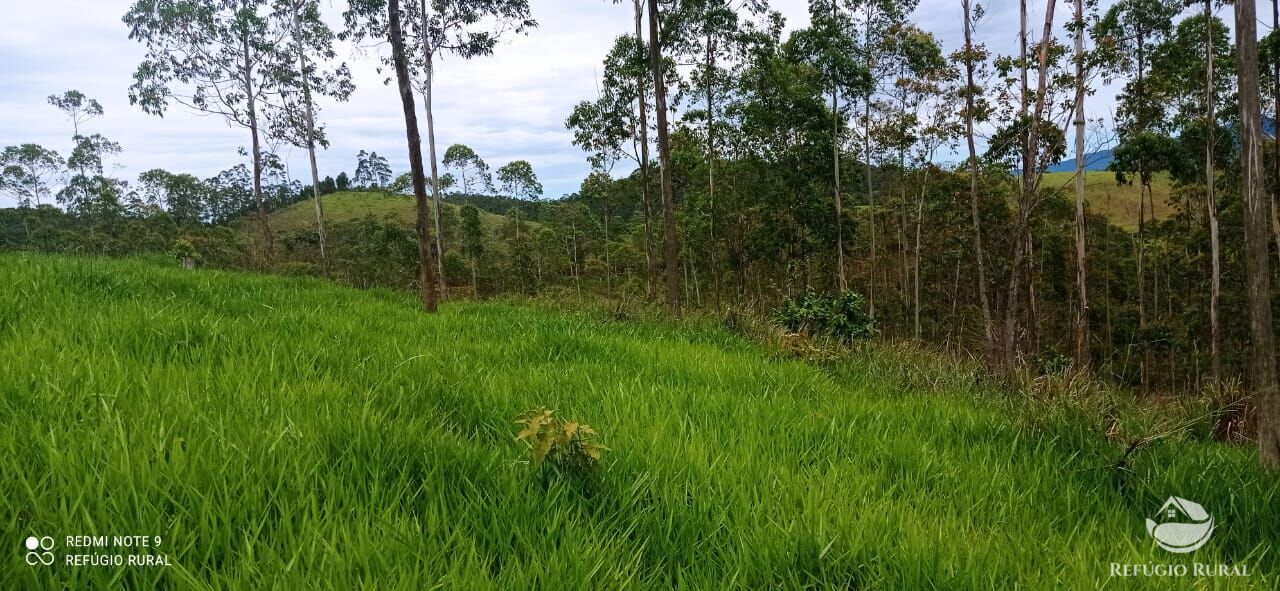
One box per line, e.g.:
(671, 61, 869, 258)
(514, 407, 609, 474)
(774, 289, 875, 343)
(171, 238, 201, 264)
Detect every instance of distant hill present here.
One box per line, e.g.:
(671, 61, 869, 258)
(261, 191, 523, 237)
(1045, 149, 1114, 173)
(1045, 117, 1276, 174)
(1040, 170, 1173, 231)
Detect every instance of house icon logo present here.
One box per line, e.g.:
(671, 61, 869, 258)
(1146, 497, 1215, 553)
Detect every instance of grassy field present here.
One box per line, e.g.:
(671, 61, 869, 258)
(1041, 171, 1175, 231)
(2, 253, 1275, 589)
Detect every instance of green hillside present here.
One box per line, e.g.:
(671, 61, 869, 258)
(1041, 171, 1175, 231)
(2, 253, 1274, 589)
(267, 191, 516, 235)
(274, 176, 1170, 238)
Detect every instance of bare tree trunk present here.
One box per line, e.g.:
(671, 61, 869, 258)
(1072, 0, 1089, 367)
(604, 203, 612, 295)
(388, 0, 439, 312)
(1138, 182, 1148, 394)
(914, 184, 924, 340)
(1205, 0, 1222, 385)
(707, 32, 722, 308)
(633, 0, 656, 300)
(647, 0, 680, 315)
(1003, 0, 1057, 370)
(244, 35, 272, 257)
(831, 3, 847, 293)
(420, 0, 447, 298)
(963, 0, 996, 366)
(864, 96, 875, 317)
(1235, 0, 1280, 467)
(1273, 0, 1280, 268)
(293, 0, 328, 278)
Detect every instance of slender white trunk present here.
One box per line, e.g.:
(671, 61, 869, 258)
(294, 0, 328, 277)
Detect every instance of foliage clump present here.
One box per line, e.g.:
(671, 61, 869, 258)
(170, 238, 200, 265)
(774, 290, 875, 344)
(514, 407, 608, 475)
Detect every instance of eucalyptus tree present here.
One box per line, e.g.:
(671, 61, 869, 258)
(874, 24, 955, 340)
(1234, 0, 1280, 467)
(344, 0, 441, 310)
(847, 0, 917, 317)
(354, 150, 372, 186)
(999, 0, 1059, 370)
(47, 90, 123, 219)
(957, 0, 996, 365)
(47, 91, 104, 139)
(0, 144, 63, 208)
(124, 0, 285, 253)
(496, 160, 542, 200)
(58, 133, 124, 218)
(566, 32, 675, 297)
(403, 0, 536, 296)
(645, 0, 681, 314)
(790, 0, 867, 293)
(47, 91, 104, 182)
(442, 144, 492, 195)
(136, 169, 211, 224)
(611, 0, 657, 300)
(1267, 6, 1280, 263)
(266, 0, 354, 277)
(1095, 0, 1179, 389)
(1070, 0, 1089, 366)
(669, 0, 767, 306)
(1149, 8, 1232, 384)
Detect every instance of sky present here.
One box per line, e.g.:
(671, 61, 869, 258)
(0, 0, 1263, 208)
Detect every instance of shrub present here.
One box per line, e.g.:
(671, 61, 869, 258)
(514, 407, 608, 475)
(170, 238, 200, 264)
(774, 289, 875, 343)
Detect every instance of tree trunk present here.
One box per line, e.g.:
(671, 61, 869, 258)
(1205, 0, 1222, 385)
(1138, 182, 1148, 394)
(421, 0, 448, 298)
(963, 0, 996, 367)
(244, 34, 272, 257)
(1273, 0, 1280, 268)
(1234, 0, 1280, 467)
(1072, 0, 1089, 367)
(913, 184, 924, 341)
(294, 0, 328, 278)
(633, 0, 656, 301)
(647, 0, 680, 314)
(831, 3, 847, 294)
(388, 0, 439, 312)
(1002, 0, 1057, 370)
(707, 32, 722, 309)
(863, 96, 877, 319)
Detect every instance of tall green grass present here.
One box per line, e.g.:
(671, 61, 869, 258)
(1, 253, 1275, 589)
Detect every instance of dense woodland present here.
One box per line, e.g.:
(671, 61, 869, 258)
(2, 0, 1279, 466)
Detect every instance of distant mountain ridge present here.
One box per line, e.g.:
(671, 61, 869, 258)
(1045, 117, 1276, 174)
(1046, 149, 1114, 173)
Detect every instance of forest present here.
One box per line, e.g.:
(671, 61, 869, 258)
(3, 0, 1280, 586)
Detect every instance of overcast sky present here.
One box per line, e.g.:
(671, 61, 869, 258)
(1, 0, 1265, 208)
